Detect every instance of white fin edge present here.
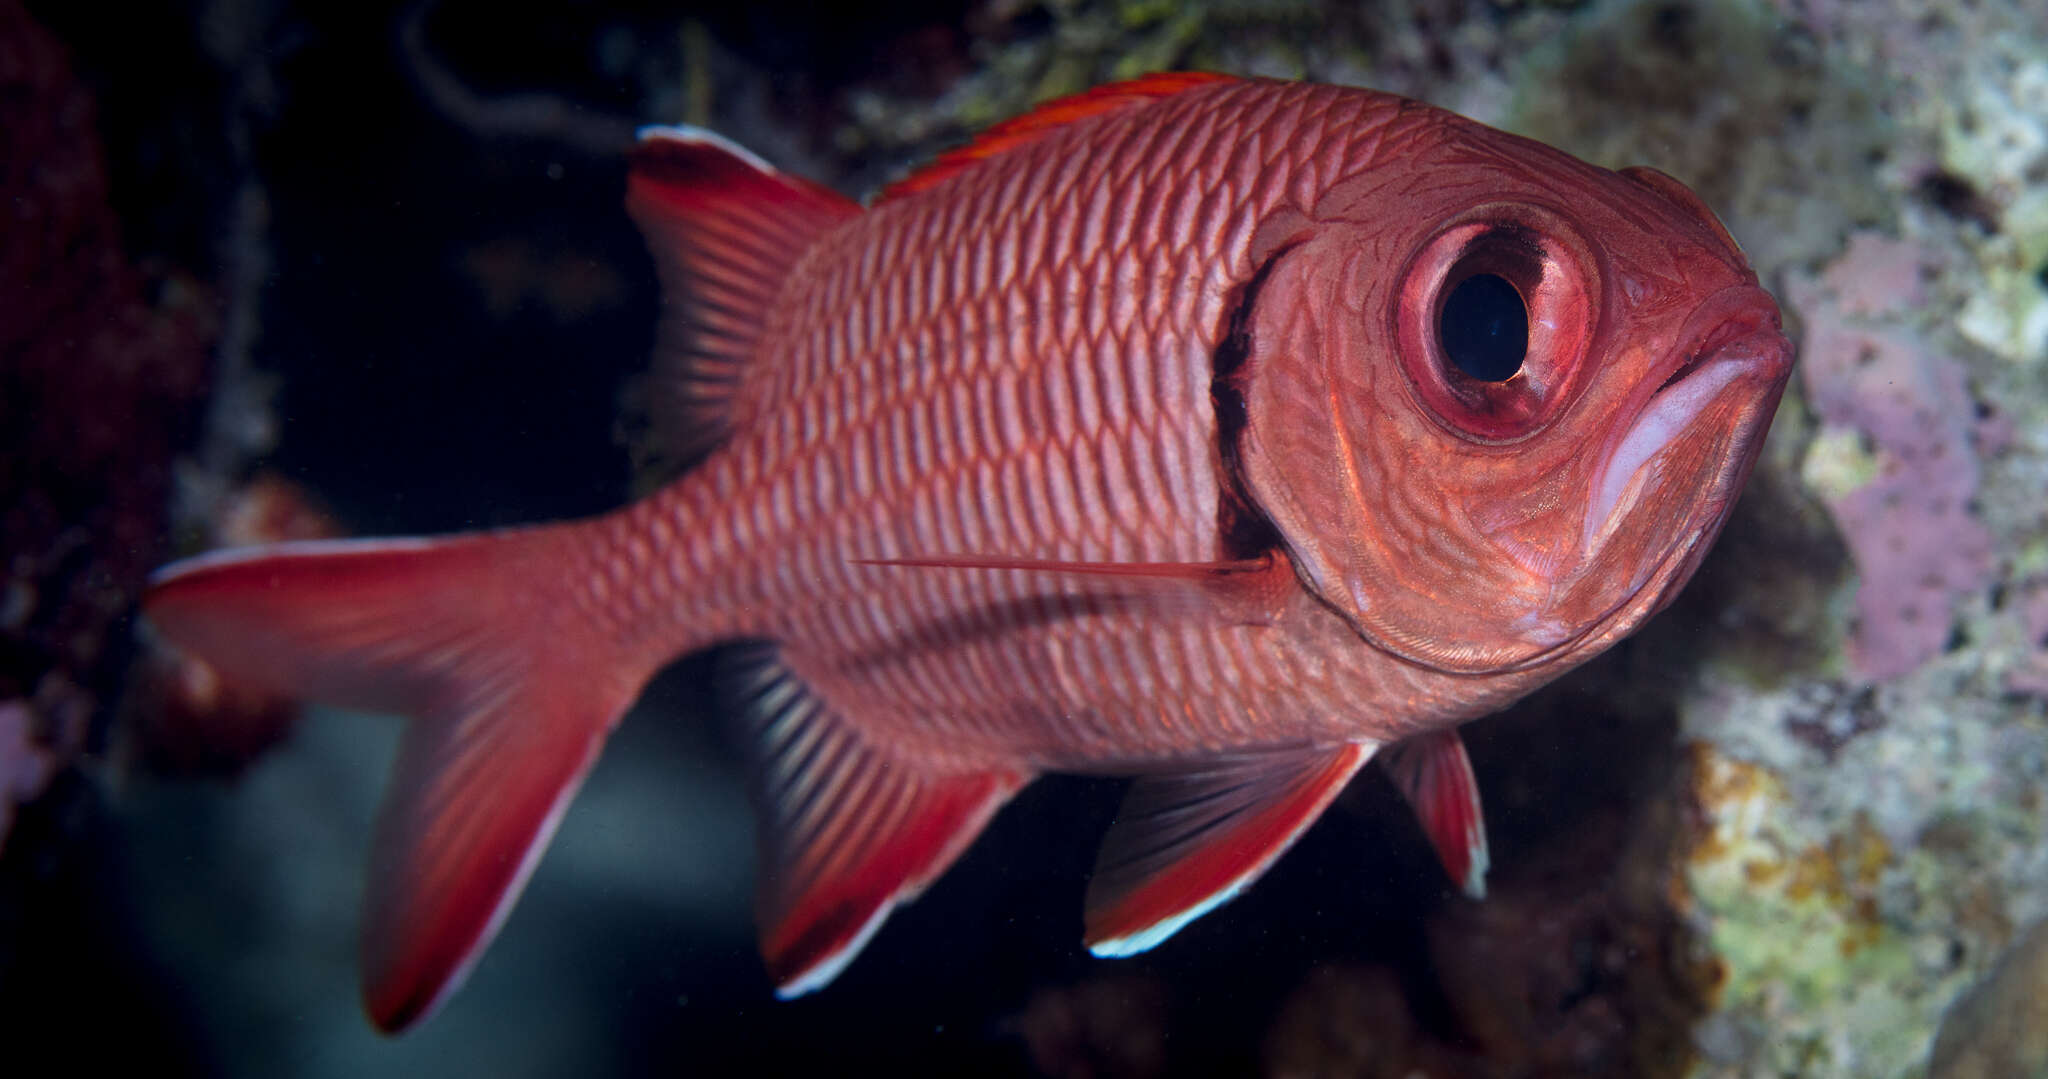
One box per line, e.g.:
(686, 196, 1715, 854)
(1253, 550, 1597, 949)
(772, 901, 895, 1000)
(402, 776, 583, 1026)
(633, 123, 777, 174)
(1089, 884, 1245, 959)
(1087, 744, 1378, 960)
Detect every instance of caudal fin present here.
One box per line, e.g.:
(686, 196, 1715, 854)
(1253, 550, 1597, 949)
(143, 525, 652, 1031)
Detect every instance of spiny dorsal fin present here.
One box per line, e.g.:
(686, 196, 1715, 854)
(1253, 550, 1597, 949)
(626, 127, 861, 471)
(878, 71, 1243, 203)
(722, 644, 1031, 995)
(1085, 743, 1375, 958)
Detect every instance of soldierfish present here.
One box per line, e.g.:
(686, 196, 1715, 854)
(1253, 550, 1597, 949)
(144, 73, 1794, 1031)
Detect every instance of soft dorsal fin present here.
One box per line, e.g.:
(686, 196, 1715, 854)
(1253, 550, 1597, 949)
(878, 71, 1242, 203)
(626, 127, 862, 470)
(1084, 743, 1374, 958)
(723, 645, 1030, 995)
(1380, 729, 1490, 899)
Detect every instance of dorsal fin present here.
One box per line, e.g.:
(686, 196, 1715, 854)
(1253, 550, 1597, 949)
(878, 71, 1242, 203)
(626, 127, 862, 471)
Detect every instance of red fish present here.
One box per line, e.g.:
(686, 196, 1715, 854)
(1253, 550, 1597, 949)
(143, 73, 1793, 1031)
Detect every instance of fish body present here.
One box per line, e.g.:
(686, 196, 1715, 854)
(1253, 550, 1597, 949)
(144, 75, 1793, 1029)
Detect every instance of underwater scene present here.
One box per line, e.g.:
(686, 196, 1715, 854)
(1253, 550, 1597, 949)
(4, 0, 2047, 1075)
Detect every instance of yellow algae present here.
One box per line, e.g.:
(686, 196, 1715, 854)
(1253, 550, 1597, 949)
(1683, 744, 1926, 1078)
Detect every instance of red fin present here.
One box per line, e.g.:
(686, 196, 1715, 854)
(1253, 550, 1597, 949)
(1381, 729, 1489, 899)
(1084, 744, 1374, 957)
(626, 126, 861, 468)
(878, 72, 1242, 203)
(726, 646, 1030, 995)
(143, 528, 651, 1031)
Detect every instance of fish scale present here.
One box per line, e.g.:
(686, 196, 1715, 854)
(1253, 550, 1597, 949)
(142, 74, 1792, 1027)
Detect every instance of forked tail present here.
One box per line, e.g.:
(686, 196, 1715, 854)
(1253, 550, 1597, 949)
(143, 523, 657, 1031)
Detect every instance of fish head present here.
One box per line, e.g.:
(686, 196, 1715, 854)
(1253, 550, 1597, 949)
(1233, 112, 1793, 679)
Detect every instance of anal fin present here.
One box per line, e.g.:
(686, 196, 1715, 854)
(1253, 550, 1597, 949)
(726, 646, 1029, 996)
(1381, 728, 1489, 899)
(1084, 743, 1374, 957)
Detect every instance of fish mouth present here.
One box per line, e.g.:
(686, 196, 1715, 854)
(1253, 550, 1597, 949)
(1580, 284, 1794, 559)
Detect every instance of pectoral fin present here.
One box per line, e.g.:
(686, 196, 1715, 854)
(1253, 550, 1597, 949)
(1084, 743, 1375, 957)
(856, 551, 1295, 624)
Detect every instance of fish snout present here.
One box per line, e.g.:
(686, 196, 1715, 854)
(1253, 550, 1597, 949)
(1670, 283, 1793, 384)
(1579, 284, 1793, 560)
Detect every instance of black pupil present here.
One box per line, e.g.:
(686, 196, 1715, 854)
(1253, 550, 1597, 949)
(1439, 273, 1527, 382)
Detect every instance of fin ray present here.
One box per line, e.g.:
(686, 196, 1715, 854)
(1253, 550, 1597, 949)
(1084, 743, 1374, 957)
(626, 127, 861, 470)
(1381, 729, 1490, 899)
(723, 645, 1030, 996)
(143, 528, 651, 1031)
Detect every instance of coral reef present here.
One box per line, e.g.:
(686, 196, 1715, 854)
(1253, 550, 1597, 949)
(1926, 916, 2048, 1079)
(0, 0, 211, 850)
(2012, 579, 2048, 696)
(1790, 232, 1995, 681)
(1669, 1, 2048, 1074)
(0, 1, 219, 1067)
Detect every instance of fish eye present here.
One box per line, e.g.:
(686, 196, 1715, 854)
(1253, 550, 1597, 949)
(1395, 209, 1596, 444)
(1438, 273, 1526, 382)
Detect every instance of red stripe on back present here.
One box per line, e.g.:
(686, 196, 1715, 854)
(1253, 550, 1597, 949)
(878, 72, 1242, 203)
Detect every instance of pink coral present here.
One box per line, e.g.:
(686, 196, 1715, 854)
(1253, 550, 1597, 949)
(1793, 232, 1994, 681)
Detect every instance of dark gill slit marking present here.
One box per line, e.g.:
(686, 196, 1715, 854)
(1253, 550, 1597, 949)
(1211, 245, 1295, 562)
